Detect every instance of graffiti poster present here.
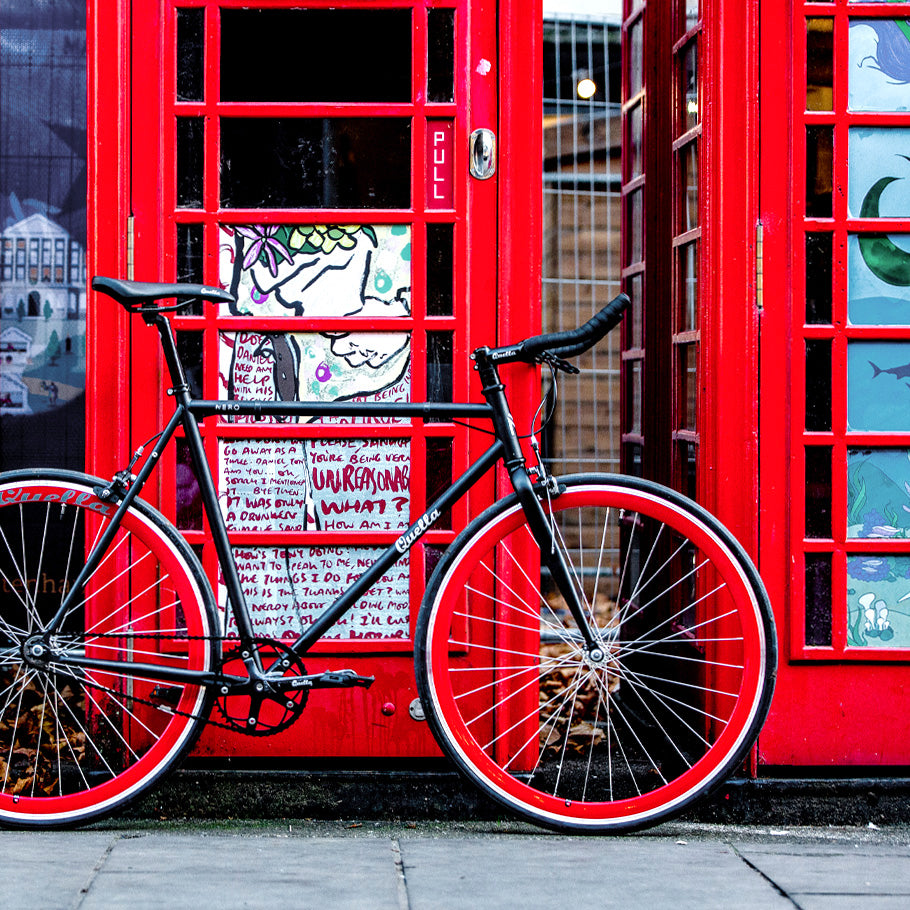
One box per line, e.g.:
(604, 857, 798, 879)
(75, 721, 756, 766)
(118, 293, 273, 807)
(220, 547, 410, 640)
(219, 437, 410, 533)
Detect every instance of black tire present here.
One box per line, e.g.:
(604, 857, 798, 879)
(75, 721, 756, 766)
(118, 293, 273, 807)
(0, 470, 218, 827)
(416, 474, 776, 833)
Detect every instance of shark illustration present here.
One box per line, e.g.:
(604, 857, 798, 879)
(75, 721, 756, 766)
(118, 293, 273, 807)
(869, 360, 910, 380)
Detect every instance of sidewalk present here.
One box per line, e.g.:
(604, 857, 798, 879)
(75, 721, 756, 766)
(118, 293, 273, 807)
(5, 819, 910, 909)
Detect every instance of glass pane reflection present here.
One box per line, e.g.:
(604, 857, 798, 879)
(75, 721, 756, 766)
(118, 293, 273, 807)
(220, 9, 411, 103)
(220, 118, 411, 209)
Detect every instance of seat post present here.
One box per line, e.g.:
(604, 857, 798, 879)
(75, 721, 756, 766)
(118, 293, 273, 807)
(152, 311, 192, 398)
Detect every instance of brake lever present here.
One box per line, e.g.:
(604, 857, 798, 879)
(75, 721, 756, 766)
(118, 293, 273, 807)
(536, 351, 580, 375)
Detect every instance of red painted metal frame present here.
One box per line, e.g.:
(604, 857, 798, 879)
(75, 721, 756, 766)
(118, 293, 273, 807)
(700, 0, 761, 555)
(90, 0, 542, 760)
(86, 1, 131, 484)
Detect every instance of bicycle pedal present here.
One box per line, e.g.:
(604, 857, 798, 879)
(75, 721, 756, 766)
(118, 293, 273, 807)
(311, 670, 375, 689)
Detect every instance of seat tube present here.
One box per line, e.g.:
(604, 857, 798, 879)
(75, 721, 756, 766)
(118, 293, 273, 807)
(472, 348, 600, 652)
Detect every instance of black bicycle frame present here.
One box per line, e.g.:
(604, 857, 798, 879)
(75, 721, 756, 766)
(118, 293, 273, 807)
(44, 312, 600, 688)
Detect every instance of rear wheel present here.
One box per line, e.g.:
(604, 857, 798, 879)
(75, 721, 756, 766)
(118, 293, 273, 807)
(0, 471, 217, 827)
(416, 475, 776, 833)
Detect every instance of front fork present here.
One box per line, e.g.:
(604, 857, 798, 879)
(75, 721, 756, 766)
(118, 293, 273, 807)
(472, 348, 605, 658)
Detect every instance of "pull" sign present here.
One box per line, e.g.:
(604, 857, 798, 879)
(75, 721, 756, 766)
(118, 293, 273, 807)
(427, 120, 454, 209)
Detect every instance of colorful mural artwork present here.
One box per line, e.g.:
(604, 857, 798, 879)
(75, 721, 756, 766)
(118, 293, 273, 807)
(848, 127, 910, 219)
(218, 223, 412, 415)
(848, 234, 910, 324)
(847, 451, 910, 646)
(848, 449, 910, 538)
(207, 224, 414, 638)
(849, 18, 910, 112)
(847, 555, 910, 647)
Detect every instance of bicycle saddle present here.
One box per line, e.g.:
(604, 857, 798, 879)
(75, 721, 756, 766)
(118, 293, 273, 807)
(92, 275, 235, 307)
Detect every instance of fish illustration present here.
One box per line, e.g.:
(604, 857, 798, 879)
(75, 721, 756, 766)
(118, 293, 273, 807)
(869, 360, 910, 380)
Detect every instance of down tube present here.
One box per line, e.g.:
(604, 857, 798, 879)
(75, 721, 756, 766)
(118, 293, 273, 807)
(288, 440, 506, 654)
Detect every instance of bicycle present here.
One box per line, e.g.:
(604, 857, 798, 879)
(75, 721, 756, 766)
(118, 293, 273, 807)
(0, 275, 776, 832)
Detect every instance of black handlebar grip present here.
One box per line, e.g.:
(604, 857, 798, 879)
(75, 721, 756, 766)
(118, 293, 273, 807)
(519, 293, 630, 360)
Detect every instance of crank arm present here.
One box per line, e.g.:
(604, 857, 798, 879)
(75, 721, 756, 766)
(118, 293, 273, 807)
(280, 669, 375, 691)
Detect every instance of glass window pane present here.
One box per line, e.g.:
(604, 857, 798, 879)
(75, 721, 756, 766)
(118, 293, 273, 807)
(427, 223, 454, 316)
(627, 188, 643, 264)
(680, 242, 698, 332)
(176, 331, 203, 399)
(807, 18, 833, 111)
(220, 118, 411, 210)
(805, 553, 832, 646)
(850, 20, 910, 112)
(805, 339, 831, 431)
(628, 101, 643, 179)
(220, 9, 410, 103)
(679, 343, 698, 431)
(806, 232, 832, 324)
(680, 40, 698, 132)
(848, 448, 910, 539)
(848, 233, 910, 326)
(227, 546, 409, 639)
(176, 438, 203, 531)
(847, 554, 909, 647)
(177, 223, 204, 315)
(176, 7, 204, 102)
(807, 126, 833, 218)
(848, 341, 910, 432)
(427, 331, 453, 404)
(426, 436, 453, 528)
(677, 440, 697, 500)
(681, 143, 698, 231)
(428, 9, 456, 103)
(628, 20, 643, 97)
(805, 446, 832, 538)
(848, 127, 910, 218)
(628, 273, 644, 349)
(626, 359, 642, 435)
(176, 117, 204, 209)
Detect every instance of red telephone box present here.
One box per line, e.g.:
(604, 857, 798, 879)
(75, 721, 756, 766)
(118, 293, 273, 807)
(626, 0, 910, 771)
(87, 0, 541, 760)
(759, 0, 910, 767)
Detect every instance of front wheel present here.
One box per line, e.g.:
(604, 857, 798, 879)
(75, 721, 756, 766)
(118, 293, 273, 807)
(416, 475, 776, 833)
(0, 471, 218, 827)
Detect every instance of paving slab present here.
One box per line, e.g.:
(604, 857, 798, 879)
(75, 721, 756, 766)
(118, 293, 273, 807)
(1, 833, 117, 910)
(400, 837, 791, 910)
(735, 842, 910, 910)
(78, 834, 403, 910)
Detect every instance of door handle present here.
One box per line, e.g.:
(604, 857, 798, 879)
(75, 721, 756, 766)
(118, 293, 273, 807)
(469, 128, 496, 180)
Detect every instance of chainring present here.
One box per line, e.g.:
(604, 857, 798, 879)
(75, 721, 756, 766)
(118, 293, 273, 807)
(213, 637, 309, 736)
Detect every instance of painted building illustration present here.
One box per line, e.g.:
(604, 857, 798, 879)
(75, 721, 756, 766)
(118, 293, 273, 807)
(0, 214, 86, 415)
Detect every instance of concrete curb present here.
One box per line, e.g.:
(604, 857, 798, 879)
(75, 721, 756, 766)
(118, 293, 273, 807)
(124, 766, 910, 827)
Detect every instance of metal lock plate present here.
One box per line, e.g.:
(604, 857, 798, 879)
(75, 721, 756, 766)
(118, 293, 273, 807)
(469, 128, 496, 180)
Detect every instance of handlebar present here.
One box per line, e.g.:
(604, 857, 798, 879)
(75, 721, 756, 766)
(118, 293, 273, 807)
(483, 293, 631, 366)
